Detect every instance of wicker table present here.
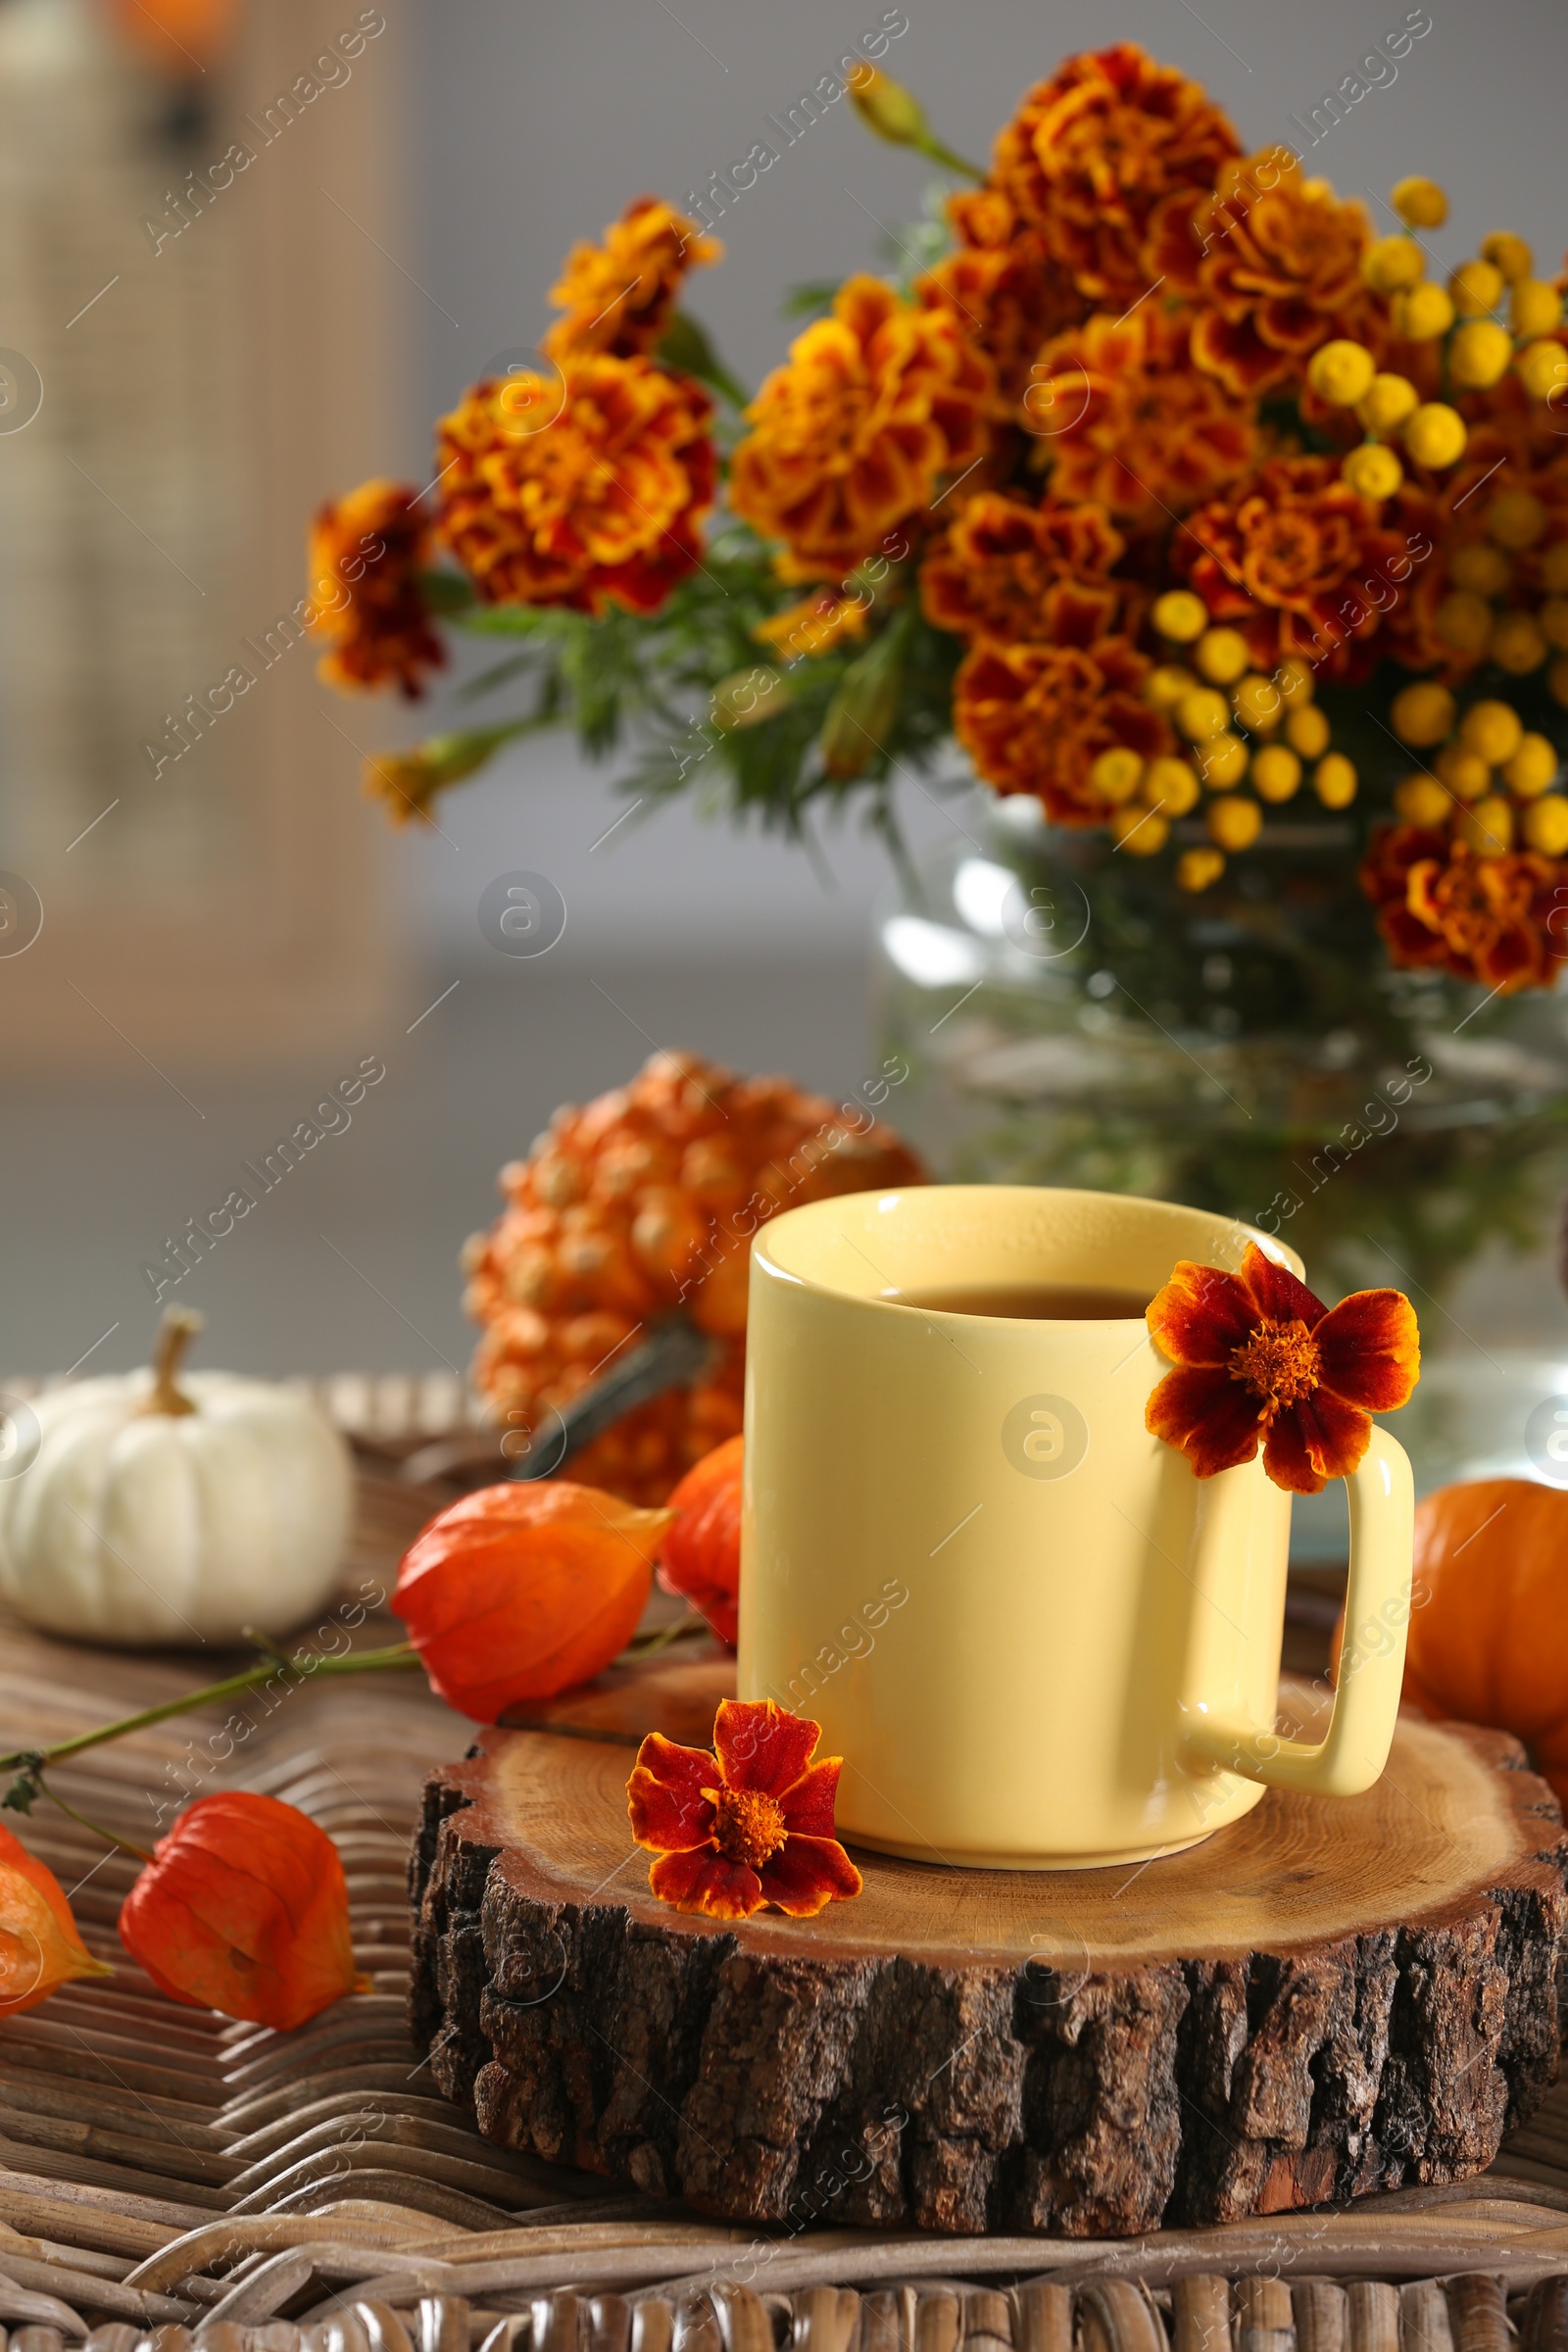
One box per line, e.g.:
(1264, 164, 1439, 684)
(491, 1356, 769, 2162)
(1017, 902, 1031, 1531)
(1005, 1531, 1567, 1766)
(3, 1406, 1568, 2345)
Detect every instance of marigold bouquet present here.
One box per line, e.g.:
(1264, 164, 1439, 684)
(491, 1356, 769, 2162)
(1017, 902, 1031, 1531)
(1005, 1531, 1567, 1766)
(312, 41, 1568, 997)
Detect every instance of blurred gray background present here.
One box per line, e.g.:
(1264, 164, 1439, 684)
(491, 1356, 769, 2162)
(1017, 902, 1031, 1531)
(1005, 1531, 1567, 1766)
(5, 0, 1568, 1382)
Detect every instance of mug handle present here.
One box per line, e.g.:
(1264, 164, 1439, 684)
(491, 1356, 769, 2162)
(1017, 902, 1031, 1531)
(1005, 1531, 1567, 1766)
(1181, 1425, 1414, 1798)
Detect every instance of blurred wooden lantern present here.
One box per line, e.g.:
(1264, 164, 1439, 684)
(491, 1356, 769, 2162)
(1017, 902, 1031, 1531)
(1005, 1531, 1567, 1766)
(101, 0, 242, 75)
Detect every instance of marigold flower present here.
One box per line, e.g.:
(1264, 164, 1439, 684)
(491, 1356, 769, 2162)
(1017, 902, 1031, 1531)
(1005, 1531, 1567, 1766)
(1146, 1242, 1419, 1496)
(1027, 309, 1255, 527)
(394, 1481, 672, 1719)
(657, 1432, 743, 1645)
(628, 1698, 862, 1920)
(308, 479, 445, 700)
(729, 276, 993, 578)
(1149, 154, 1371, 395)
(119, 1793, 363, 2031)
(955, 633, 1174, 825)
(1, 1822, 111, 2016)
(993, 42, 1240, 309)
(920, 491, 1126, 646)
(916, 186, 1085, 403)
(436, 356, 716, 613)
(543, 196, 720, 363)
(1174, 455, 1408, 681)
(1360, 824, 1568, 992)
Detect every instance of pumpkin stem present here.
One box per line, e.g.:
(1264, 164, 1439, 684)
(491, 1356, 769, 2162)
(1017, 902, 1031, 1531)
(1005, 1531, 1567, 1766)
(140, 1306, 204, 1418)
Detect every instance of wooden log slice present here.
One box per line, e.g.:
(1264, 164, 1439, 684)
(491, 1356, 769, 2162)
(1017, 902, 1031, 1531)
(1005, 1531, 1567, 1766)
(409, 1664, 1568, 2239)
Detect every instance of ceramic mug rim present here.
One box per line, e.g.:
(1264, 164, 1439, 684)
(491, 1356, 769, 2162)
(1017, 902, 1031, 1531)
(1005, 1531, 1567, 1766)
(752, 1183, 1304, 1324)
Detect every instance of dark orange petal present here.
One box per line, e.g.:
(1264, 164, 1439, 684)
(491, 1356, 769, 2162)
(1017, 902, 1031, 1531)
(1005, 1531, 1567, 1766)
(1263, 1389, 1373, 1494)
(1238, 1242, 1327, 1331)
(627, 1733, 716, 1853)
(713, 1698, 819, 1798)
(1146, 1362, 1263, 1476)
(778, 1756, 843, 1838)
(1313, 1288, 1421, 1412)
(757, 1835, 863, 1917)
(1147, 1260, 1256, 1367)
(649, 1844, 762, 1918)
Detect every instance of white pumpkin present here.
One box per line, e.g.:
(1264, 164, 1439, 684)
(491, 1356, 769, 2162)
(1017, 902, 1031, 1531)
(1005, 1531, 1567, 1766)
(0, 1310, 354, 1646)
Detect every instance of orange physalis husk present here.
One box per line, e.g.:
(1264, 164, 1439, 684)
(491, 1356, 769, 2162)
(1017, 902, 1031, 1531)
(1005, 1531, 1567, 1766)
(1, 1821, 112, 2015)
(628, 1697, 862, 1921)
(1146, 1242, 1420, 1495)
(657, 1434, 743, 1647)
(394, 1481, 671, 1720)
(118, 1792, 363, 2031)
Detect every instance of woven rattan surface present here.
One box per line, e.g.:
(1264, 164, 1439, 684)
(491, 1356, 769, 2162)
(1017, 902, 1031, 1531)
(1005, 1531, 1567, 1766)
(4, 1405, 1568, 2334)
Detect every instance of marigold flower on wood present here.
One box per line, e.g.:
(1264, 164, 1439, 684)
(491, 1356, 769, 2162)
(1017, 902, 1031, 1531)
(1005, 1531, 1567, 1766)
(394, 1481, 671, 1719)
(543, 196, 720, 363)
(436, 356, 715, 615)
(308, 479, 445, 700)
(1146, 1243, 1419, 1496)
(954, 633, 1174, 825)
(728, 275, 993, 578)
(118, 1792, 361, 2031)
(1026, 310, 1255, 526)
(628, 1698, 862, 1919)
(993, 42, 1240, 309)
(1, 1822, 111, 2016)
(657, 1433, 743, 1646)
(1151, 153, 1371, 396)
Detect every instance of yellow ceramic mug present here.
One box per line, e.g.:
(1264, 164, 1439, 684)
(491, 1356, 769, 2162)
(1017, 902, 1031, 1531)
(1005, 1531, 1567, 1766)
(739, 1185, 1413, 1870)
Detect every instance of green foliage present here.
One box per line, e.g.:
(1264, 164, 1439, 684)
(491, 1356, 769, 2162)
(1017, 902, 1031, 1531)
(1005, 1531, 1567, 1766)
(441, 524, 966, 843)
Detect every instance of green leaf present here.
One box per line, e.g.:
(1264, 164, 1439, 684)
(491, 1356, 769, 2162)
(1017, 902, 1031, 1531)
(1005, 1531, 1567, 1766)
(418, 568, 477, 614)
(655, 311, 750, 410)
(782, 281, 840, 320)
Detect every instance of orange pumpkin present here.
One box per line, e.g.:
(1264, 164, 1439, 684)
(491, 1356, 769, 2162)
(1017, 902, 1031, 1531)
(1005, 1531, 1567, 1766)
(1400, 1476, 1568, 1806)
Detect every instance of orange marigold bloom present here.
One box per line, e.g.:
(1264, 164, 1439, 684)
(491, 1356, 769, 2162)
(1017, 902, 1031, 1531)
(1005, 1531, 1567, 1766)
(308, 479, 445, 700)
(1175, 455, 1409, 682)
(1148, 151, 1372, 394)
(921, 491, 1125, 645)
(993, 43, 1240, 308)
(1147, 1243, 1420, 1496)
(1360, 824, 1568, 993)
(728, 275, 994, 577)
(916, 185, 1085, 404)
(628, 1698, 862, 1920)
(436, 357, 715, 614)
(1027, 310, 1255, 527)
(1, 1822, 111, 2016)
(543, 196, 721, 363)
(955, 633, 1174, 825)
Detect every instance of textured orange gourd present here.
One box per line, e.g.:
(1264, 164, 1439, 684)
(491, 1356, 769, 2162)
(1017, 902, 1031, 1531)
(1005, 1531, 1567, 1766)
(1399, 1477, 1568, 1806)
(463, 1050, 924, 1503)
(0, 1822, 111, 2015)
(395, 1481, 670, 1719)
(119, 1792, 359, 2031)
(659, 1433, 744, 1647)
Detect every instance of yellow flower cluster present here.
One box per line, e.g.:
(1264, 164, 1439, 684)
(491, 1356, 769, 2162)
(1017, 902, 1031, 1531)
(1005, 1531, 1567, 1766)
(1094, 591, 1352, 890)
(1304, 182, 1568, 513)
(1391, 682, 1568, 856)
(1429, 491, 1568, 672)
